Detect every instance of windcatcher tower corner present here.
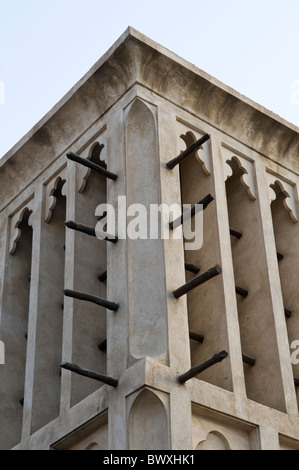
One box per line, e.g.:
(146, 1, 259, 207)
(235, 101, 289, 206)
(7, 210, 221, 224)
(0, 26, 299, 450)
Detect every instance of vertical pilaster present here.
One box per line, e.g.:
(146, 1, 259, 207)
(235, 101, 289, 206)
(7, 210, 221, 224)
(106, 103, 129, 449)
(158, 103, 192, 449)
(20, 190, 42, 448)
(211, 134, 247, 408)
(259, 426, 280, 450)
(60, 161, 76, 415)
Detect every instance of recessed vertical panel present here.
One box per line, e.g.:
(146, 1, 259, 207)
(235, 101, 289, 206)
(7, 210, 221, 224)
(31, 182, 65, 433)
(179, 129, 232, 391)
(126, 99, 166, 359)
(270, 182, 299, 400)
(226, 158, 286, 412)
(0, 212, 32, 449)
(71, 145, 107, 406)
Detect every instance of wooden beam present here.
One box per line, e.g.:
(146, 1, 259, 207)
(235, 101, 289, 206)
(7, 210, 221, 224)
(178, 350, 228, 384)
(166, 134, 210, 169)
(235, 285, 249, 298)
(173, 265, 222, 299)
(230, 228, 242, 239)
(285, 308, 292, 319)
(185, 263, 200, 274)
(242, 354, 256, 366)
(67, 152, 118, 181)
(64, 288, 119, 311)
(60, 362, 118, 387)
(169, 194, 214, 230)
(189, 331, 204, 344)
(65, 220, 117, 243)
(98, 271, 107, 283)
(97, 339, 107, 352)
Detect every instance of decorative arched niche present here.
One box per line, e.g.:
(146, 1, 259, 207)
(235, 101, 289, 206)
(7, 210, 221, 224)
(129, 389, 169, 450)
(9, 203, 34, 254)
(195, 431, 231, 450)
(176, 120, 212, 176)
(268, 173, 298, 223)
(223, 147, 256, 201)
(76, 134, 107, 193)
(45, 175, 67, 223)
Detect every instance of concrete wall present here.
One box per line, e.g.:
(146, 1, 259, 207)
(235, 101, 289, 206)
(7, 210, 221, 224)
(0, 28, 299, 450)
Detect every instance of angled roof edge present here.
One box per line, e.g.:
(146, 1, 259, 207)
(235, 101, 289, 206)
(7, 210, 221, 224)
(1, 26, 298, 169)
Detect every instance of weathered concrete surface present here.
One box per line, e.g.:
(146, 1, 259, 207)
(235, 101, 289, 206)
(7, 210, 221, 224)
(0, 28, 299, 451)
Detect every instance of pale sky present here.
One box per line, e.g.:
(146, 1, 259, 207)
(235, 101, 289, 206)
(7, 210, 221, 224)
(0, 0, 299, 158)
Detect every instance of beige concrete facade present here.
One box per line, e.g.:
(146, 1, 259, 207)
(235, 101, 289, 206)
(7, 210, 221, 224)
(0, 27, 299, 450)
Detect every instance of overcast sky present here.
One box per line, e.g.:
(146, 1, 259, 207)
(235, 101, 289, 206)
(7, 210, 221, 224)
(0, 0, 299, 158)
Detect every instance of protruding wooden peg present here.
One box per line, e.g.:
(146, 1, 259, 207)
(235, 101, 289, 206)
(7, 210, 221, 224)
(173, 265, 222, 299)
(235, 285, 249, 298)
(185, 263, 200, 274)
(65, 220, 95, 237)
(64, 289, 119, 312)
(67, 152, 118, 181)
(189, 331, 205, 344)
(98, 339, 107, 352)
(166, 134, 210, 169)
(98, 271, 107, 283)
(60, 362, 118, 387)
(97, 211, 107, 221)
(277, 252, 284, 261)
(285, 308, 292, 319)
(230, 228, 242, 239)
(65, 220, 117, 243)
(178, 350, 228, 384)
(169, 194, 214, 230)
(242, 354, 256, 366)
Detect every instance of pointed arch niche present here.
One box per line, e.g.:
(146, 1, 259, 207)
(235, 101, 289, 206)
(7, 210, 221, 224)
(177, 122, 231, 392)
(71, 139, 108, 406)
(224, 148, 286, 412)
(268, 175, 299, 401)
(0, 205, 33, 449)
(129, 389, 169, 450)
(31, 176, 67, 433)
